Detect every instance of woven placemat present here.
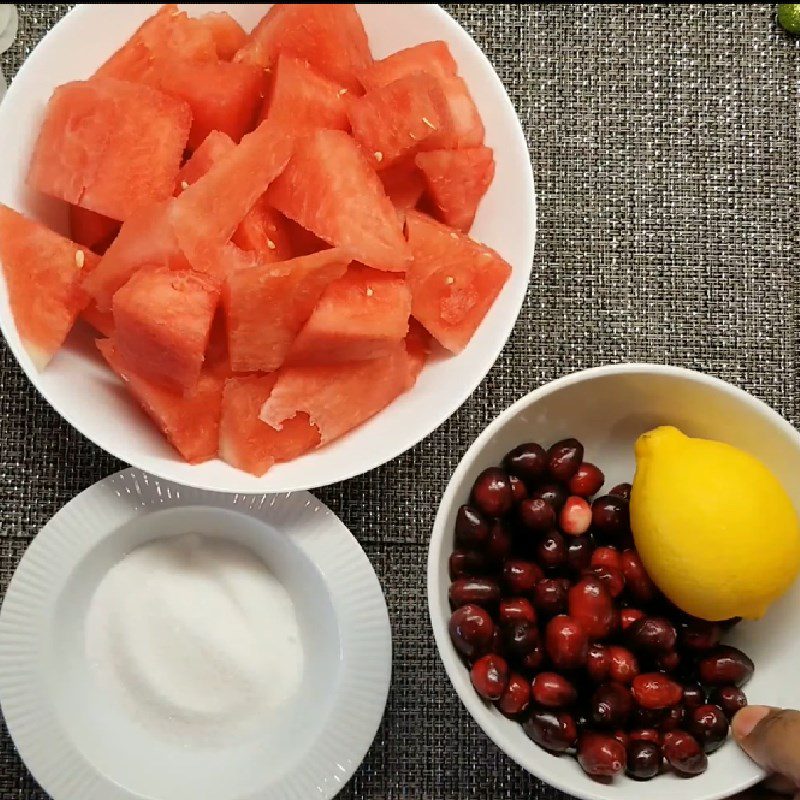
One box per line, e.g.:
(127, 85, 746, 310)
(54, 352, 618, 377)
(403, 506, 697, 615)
(1, 4, 798, 799)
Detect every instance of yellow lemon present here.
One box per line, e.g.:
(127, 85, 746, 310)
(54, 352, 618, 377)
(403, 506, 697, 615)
(630, 426, 800, 621)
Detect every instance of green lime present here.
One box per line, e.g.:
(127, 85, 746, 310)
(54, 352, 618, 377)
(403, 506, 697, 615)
(778, 4, 800, 33)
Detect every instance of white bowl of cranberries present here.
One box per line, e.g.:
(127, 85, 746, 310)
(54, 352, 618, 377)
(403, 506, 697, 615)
(428, 364, 800, 800)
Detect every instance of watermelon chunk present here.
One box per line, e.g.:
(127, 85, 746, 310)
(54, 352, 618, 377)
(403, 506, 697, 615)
(199, 12, 248, 60)
(440, 76, 484, 148)
(232, 195, 293, 262)
(405, 211, 511, 353)
(97, 339, 223, 464)
(404, 317, 432, 388)
(287, 264, 410, 365)
(260, 54, 349, 132)
(224, 248, 350, 373)
(259, 343, 408, 445)
(235, 4, 372, 94)
(69, 205, 120, 255)
(379, 160, 426, 210)
(28, 79, 191, 222)
(81, 301, 114, 337)
(112, 266, 220, 393)
(219, 375, 321, 476)
(175, 130, 236, 192)
(415, 147, 495, 232)
(0, 204, 99, 368)
(267, 129, 410, 272)
(358, 41, 458, 92)
(347, 72, 454, 169)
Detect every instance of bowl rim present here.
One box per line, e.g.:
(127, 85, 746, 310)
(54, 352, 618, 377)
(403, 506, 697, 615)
(0, 2, 537, 494)
(426, 362, 788, 800)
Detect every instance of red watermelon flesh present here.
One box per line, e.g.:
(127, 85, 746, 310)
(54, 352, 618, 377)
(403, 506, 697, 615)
(97, 338, 223, 464)
(260, 54, 349, 132)
(415, 147, 495, 232)
(347, 72, 454, 170)
(259, 343, 408, 445)
(286, 263, 410, 365)
(405, 211, 511, 353)
(379, 160, 426, 210)
(232, 195, 294, 262)
(199, 12, 248, 60)
(219, 375, 321, 476)
(69, 205, 121, 255)
(267, 129, 410, 272)
(81, 301, 114, 337)
(112, 266, 220, 393)
(175, 130, 236, 192)
(235, 4, 372, 94)
(0, 204, 99, 368)
(224, 248, 350, 373)
(28, 79, 191, 222)
(358, 41, 457, 92)
(440, 76, 484, 148)
(404, 317, 432, 388)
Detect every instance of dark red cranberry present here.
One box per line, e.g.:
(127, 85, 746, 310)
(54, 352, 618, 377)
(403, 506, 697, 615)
(470, 653, 509, 700)
(620, 550, 657, 603)
(448, 549, 487, 580)
(531, 671, 578, 708)
(448, 604, 494, 661)
(689, 704, 730, 753)
(625, 616, 677, 654)
(565, 534, 594, 573)
(591, 682, 633, 727)
(471, 468, 513, 518)
(620, 608, 645, 631)
(521, 642, 545, 671)
(629, 728, 661, 745)
(530, 483, 568, 512)
(449, 577, 500, 609)
(568, 462, 605, 497)
(662, 730, 708, 776)
(626, 741, 660, 780)
(455, 505, 490, 548)
(586, 643, 611, 682)
(591, 495, 629, 537)
(497, 672, 531, 717)
(508, 474, 528, 504)
(524, 710, 578, 754)
(656, 650, 681, 673)
(560, 496, 592, 535)
(681, 619, 722, 652)
(586, 565, 625, 598)
(519, 497, 556, 532)
(503, 443, 547, 484)
(632, 673, 683, 710)
(608, 646, 639, 684)
(568, 577, 614, 640)
(485, 520, 512, 563)
(545, 615, 589, 670)
(682, 683, 706, 711)
(535, 530, 566, 571)
(577, 733, 626, 778)
(609, 483, 632, 502)
(504, 620, 540, 656)
(591, 546, 621, 570)
(709, 686, 747, 718)
(547, 438, 584, 482)
(499, 597, 537, 627)
(532, 578, 569, 617)
(502, 560, 543, 595)
(660, 705, 685, 732)
(699, 646, 754, 687)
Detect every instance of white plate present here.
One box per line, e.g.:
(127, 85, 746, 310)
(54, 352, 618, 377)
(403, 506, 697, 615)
(0, 3, 536, 493)
(0, 469, 392, 800)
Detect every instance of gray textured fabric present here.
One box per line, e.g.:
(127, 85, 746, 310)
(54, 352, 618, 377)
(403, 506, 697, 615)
(0, 4, 798, 799)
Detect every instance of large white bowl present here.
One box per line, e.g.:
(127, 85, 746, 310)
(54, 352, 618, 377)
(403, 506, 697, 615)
(428, 364, 800, 800)
(0, 3, 535, 493)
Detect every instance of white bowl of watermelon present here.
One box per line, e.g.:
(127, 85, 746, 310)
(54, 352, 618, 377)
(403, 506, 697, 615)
(0, 3, 535, 493)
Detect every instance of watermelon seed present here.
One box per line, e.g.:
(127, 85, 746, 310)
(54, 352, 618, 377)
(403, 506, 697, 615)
(267, 239, 276, 250)
(450, 232, 459, 239)
(445, 276, 455, 285)
(75, 249, 85, 269)
(422, 116, 436, 130)
(338, 88, 348, 96)
(180, 180, 189, 191)
(374, 151, 383, 162)
(366, 287, 374, 297)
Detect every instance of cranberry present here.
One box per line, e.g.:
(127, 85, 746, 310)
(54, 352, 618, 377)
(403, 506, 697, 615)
(545, 615, 589, 670)
(620, 608, 645, 631)
(626, 741, 660, 780)
(586, 643, 611, 682)
(682, 683, 706, 711)
(629, 728, 661, 745)
(504, 620, 540, 656)
(524, 710, 578, 754)
(689, 704, 730, 753)
(454, 505, 490, 548)
(508, 474, 528, 504)
(662, 730, 708, 776)
(591, 546, 622, 571)
(660, 705, 686, 732)
(608, 646, 639, 684)
(591, 682, 633, 727)
(560, 496, 592, 535)
(565, 535, 594, 573)
(681, 619, 722, 652)
(503, 560, 543, 595)
(472, 468, 514, 518)
(485, 520, 512, 563)
(503, 442, 547, 484)
(535, 530, 567, 571)
(470, 653, 509, 700)
(632, 673, 683, 710)
(499, 598, 537, 627)
(449, 604, 494, 661)
(609, 483, 632, 501)
(568, 462, 605, 497)
(577, 733, 626, 778)
(531, 671, 578, 708)
(519, 497, 556, 532)
(568, 577, 614, 640)
(699, 646, 754, 687)
(625, 616, 677, 654)
(547, 437, 584, 481)
(586, 565, 625, 598)
(620, 550, 656, 603)
(591, 495, 629, 537)
(521, 642, 545, 671)
(710, 686, 747, 718)
(449, 577, 500, 609)
(448, 549, 487, 580)
(530, 483, 568, 512)
(656, 650, 681, 673)
(532, 578, 569, 617)
(498, 672, 531, 717)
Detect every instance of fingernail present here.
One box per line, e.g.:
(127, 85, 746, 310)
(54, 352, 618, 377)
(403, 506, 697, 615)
(732, 705, 772, 741)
